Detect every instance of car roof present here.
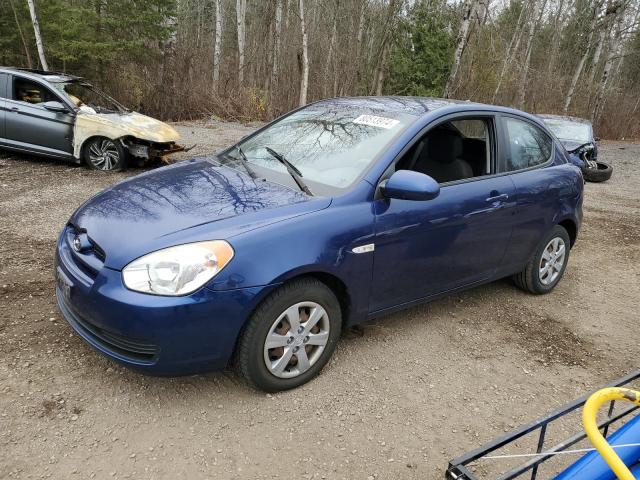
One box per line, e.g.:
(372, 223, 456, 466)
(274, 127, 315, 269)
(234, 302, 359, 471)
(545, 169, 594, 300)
(537, 113, 592, 125)
(312, 96, 544, 124)
(0, 66, 83, 84)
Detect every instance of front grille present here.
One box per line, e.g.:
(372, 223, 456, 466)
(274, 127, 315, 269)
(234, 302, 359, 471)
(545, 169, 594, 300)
(57, 291, 158, 363)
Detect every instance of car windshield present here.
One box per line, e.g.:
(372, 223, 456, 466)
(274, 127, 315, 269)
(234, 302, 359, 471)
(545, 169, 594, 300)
(228, 106, 413, 190)
(543, 119, 592, 143)
(52, 81, 126, 114)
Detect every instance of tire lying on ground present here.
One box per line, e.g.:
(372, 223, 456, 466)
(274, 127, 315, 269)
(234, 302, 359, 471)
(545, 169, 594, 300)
(582, 161, 613, 183)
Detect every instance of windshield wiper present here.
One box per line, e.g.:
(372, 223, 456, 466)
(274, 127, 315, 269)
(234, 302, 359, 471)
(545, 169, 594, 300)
(234, 146, 259, 179)
(265, 147, 313, 196)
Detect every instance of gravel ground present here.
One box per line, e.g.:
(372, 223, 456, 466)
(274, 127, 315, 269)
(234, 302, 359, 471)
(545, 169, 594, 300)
(0, 122, 639, 480)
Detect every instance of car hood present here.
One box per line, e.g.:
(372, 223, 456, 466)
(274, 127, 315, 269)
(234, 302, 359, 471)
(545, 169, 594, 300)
(72, 111, 182, 158)
(70, 159, 331, 269)
(559, 139, 593, 153)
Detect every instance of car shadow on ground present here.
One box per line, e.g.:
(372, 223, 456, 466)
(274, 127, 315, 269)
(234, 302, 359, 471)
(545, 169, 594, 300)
(0, 150, 166, 173)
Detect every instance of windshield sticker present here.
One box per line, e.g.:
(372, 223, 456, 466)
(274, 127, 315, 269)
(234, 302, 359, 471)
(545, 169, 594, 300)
(353, 114, 400, 130)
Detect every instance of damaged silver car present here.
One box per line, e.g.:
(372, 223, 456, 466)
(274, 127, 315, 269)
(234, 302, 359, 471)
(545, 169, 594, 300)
(0, 67, 185, 171)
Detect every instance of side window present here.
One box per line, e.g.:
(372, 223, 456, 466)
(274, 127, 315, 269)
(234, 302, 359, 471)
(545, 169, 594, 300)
(396, 117, 492, 183)
(503, 117, 552, 171)
(13, 77, 57, 105)
(0, 74, 7, 99)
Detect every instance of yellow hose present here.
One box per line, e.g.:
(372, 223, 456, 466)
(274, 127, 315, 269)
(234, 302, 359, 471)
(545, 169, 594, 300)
(582, 387, 640, 480)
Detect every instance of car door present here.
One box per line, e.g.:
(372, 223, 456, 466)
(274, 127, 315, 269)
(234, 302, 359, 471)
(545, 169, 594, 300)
(0, 73, 7, 139)
(496, 115, 570, 273)
(370, 115, 517, 312)
(4, 75, 74, 157)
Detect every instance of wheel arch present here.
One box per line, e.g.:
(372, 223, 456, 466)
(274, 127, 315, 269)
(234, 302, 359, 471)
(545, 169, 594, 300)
(275, 270, 352, 327)
(228, 270, 353, 369)
(558, 218, 577, 247)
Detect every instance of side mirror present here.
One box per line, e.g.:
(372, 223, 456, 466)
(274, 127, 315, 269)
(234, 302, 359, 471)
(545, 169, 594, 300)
(380, 170, 440, 201)
(42, 101, 69, 113)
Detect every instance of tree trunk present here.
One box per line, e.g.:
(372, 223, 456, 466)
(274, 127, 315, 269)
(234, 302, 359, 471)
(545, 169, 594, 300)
(374, 39, 390, 96)
(492, 2, 528, 102)
(10, 0, 33, 69)
(213, 0, 223, 88)
(298, 0, 309, 106)
(352, 0, 367, 93)
(270, 0, 283, 109)
(516, 0, 547, 110)
(444, 0, 479, 98)
(236, 0, 247, 86)
(592, 7, 625, 122)
(369, 0, 400, 95)
(26, 0, 48, 71)
(324, 8, 338, 97)
(564, 3, 599, 114)
(545, 0, 566, 77)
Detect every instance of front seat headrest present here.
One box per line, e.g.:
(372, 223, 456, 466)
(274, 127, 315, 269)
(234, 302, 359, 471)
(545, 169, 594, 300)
(427, 130, 463, 164)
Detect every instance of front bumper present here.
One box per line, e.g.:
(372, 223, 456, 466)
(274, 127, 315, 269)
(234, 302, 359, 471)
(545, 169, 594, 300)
(55, 228, 275, 375)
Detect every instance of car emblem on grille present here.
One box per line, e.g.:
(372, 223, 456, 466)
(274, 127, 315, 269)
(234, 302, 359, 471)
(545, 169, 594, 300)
(73, 236, 82, 252)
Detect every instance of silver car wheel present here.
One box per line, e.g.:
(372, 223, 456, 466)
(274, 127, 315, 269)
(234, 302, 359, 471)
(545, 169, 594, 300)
(263, 301, 330, 379)
(539, 237, 566, 286)
(88, 139, 120, 170)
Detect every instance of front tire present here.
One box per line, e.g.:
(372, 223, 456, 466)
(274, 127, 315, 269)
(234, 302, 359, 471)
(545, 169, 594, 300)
(513, 225, 571, 295)
(83, 137, 127, 171)
(238, 278, 342, 392)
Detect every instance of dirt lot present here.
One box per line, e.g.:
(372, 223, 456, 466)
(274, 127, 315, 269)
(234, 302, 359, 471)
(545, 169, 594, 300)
(0, 122, 639, 480)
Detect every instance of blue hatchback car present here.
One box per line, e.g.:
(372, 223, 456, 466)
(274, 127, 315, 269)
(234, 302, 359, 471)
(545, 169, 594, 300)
(55, 97, 584, 391)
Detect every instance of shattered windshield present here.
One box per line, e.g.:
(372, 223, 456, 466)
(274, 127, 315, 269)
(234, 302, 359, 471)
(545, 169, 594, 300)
(543, 119, 592, 143)
(53, 82, 126, 114)
(228, 106, 413, 190)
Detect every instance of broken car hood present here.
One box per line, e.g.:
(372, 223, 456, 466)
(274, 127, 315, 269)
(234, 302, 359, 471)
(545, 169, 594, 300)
(72, 111, 181, 158)
(69, 159, 331, 269)
(559, 139, 593, 153)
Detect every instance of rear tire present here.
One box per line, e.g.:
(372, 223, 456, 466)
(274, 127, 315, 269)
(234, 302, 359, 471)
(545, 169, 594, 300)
(83, 137, 127, 171)
(237, 278, 342, 392)
(513, 225, 571, 295)
(582, 161, 612, 183)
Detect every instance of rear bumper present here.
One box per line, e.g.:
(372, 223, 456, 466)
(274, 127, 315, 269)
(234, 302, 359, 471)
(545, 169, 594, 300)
(55, 231, 276, 375)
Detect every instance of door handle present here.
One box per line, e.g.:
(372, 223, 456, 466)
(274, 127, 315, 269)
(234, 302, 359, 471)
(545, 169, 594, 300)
(486, 193, 509, 203)
(10, 106, 20, 112)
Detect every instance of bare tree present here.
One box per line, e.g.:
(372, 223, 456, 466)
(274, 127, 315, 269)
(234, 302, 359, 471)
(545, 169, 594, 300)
(516, 0, 547, 109)
(371, 0, 402, 96)
(592, 2, 627, 121)
(564, 1, 600, 113)
(271, 0, 284, 99)
(10, 0, 33, 68)
(26, 0, 48, 71)
(236, 0, 247, 86)
(493, 2, 529, 102)
(444, 0, 481, 98)
(299, 0, 310, 106)
(213, 0, 223, 88)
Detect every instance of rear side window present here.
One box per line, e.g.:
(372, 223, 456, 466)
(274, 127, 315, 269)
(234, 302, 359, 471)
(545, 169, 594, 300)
(502, 117, 552, 171)
(0, 74, 7, 99)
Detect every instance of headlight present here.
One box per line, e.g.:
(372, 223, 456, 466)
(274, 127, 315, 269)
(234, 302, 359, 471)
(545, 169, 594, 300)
(122, 241, 234, 296)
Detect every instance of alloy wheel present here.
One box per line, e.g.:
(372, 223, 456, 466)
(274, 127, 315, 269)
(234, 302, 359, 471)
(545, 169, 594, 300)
(88, 139, 120, 170)
(263, 302, 330, 379)
(539, 237, 566, 286)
